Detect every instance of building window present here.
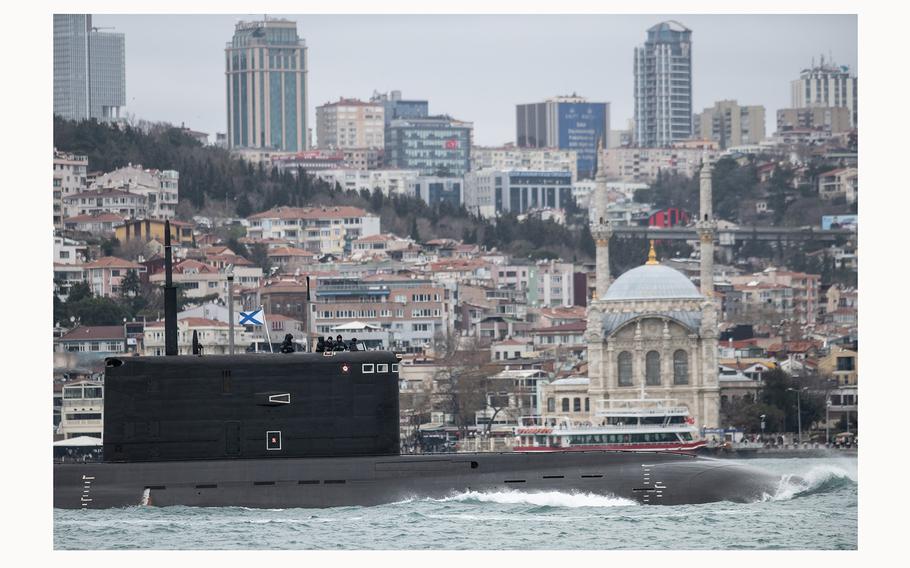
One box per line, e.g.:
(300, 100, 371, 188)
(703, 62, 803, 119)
(836, 356, 855, 371)
(585, 398, 590, 412)
(561, 398, 569, 412)
(673, 350, 689, 385)
(547, 397, 555, 412)
(573, 398, 581, 412)
(646, 351, 661, 386)
(618, 351, 633, 386)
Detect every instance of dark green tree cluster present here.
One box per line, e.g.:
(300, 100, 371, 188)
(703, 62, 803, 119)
(721, 368, 829, 437)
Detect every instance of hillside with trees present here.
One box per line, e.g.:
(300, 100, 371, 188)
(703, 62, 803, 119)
(54, 117, 598, 263)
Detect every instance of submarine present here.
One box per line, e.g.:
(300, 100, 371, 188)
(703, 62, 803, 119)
(53, 223, 783, 510)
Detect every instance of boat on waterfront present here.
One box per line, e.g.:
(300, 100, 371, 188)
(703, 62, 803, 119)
(514, 398, 706, 453)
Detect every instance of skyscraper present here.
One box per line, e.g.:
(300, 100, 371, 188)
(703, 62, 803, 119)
(790, 56, 857, 127)
(515, 95, 610, 179)
(634, 21, 693, 147)
(225, 18, 309, 151)
(54, 14, 125, 122)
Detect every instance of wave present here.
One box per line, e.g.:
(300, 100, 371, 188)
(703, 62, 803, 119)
(432, 489, 638, 508)
(764, 464, 856, 501)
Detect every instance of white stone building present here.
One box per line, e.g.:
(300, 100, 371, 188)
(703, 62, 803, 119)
(313, 169, 420, 196)
(315, 98, 384, 149)
(90, 164, 179, 219)
(471, 145, 578, 182)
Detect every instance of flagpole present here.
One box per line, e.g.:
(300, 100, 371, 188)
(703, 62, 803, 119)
(227, 272, 235, 355)
(261, 305, 273, 353)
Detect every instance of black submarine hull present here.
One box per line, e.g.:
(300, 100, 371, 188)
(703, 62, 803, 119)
(54, 450, 782, 509)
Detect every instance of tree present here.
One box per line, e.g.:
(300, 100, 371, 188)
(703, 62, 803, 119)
(67, 297, 128, 326)
(119, 269, 142, 298)
(409, 217, 421, 243)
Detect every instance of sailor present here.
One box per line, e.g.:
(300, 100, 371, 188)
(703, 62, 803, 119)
(316, 336, 326, 353)
(334, 335, 346, 351)
(349, 337, 359, 351)
(325, 336, 335, 351)
(280, 334, 295, 354)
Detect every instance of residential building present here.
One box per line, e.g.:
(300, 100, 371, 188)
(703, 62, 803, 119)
(90, 164, 179, 219)
(54, 236, 88, 265)
(464, 170, 573, 218)
(634, 21, 693, 147)
(516, 95, 610, 179)
(313, 275, 450, 353)
(791, 56, 858, 126)
(776, 106, 852, 134)
(313, 169, 420, 196)
(316, 98, 384, 149)
(385, 116, 473, 176)
(342, 147, 384, 170)
(115, 218, 195, 246)
(144, 318, 254, 356)
(472, 145, 578, 182)
(693, 100, 766, 149)
(490, 260, 576, 307)
(817, 168, 858, 203)
(56, 325, 127, 355)
(818, 347, 858, 387)
(57, 380, 104, 440)
(53, 15, 126, 122)
(62, 189, 148, 220)
(247, 206, 380, 254)
(412, 176, 464, 207)
(603, 144, 720, 183)
(147, 259, 262, 301)
(226, 18, 308, 151)
(82, 256, 146, 297)
(53, 150, 88, 228)
(62, 213, 125, 234)
(270, 150, 345, 173)
(491, 339, 534, 361)
(730, 268, 820, 325)
(530, 321, 587, 353)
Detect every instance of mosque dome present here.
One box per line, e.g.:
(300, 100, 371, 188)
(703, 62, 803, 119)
(603, 263, 701, 301)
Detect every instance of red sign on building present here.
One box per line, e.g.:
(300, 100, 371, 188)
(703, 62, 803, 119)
(445, 138, 459, 149)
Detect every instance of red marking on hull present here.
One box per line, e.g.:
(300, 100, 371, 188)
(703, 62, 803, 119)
(513, 441, 706, 452)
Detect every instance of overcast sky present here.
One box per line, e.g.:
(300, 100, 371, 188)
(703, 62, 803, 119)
(92, 14, 857, 146)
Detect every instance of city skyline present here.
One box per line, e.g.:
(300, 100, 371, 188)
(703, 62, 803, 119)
(91, 14, 856, 146)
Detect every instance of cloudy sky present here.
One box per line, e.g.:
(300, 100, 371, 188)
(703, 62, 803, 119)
(93, 14, 857, 145)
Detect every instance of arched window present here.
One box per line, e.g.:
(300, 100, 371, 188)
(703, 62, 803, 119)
(573, 398, 581, 412)
(673, 350, 689, 385)
(646, 351, 661, 385)
(561, 398, 570, 412)
(618, 351, 633, 386)
(547, 397, 555, 412)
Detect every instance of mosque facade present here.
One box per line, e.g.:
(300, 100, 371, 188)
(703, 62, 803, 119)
(542, 145, 720, 428)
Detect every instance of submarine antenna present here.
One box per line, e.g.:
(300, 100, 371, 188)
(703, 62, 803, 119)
(306, 275, 312, 352)
(163, 220, 178, 356)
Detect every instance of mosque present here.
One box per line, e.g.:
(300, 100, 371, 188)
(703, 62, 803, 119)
(540, 148, 720, 428)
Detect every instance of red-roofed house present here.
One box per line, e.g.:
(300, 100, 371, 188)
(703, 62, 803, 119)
(62, 213, 125, 234)
(247, 205, 380, 254)
(83, 256, 145, 297)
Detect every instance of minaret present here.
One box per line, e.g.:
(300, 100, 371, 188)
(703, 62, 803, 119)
(591, 136, 612, 299)
(697, 162, 716, 296)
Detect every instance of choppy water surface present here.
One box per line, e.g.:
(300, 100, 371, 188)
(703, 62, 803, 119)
(54, 456, 857, 550)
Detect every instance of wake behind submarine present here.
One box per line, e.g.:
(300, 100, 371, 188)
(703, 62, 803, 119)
(53, 223, 783, 510)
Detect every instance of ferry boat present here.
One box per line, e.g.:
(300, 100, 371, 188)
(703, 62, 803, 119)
(513, 398, 706, 453)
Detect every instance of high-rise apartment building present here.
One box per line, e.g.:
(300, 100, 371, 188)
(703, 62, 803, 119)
(225, 18, 308, 151)
(776, 106, 852, 134)
(54, 14, 126, 122)
(516, 95, 610, 179)
(634, 21, 693, 147)
(693, 100, 765, 149)
(385, 116, 473, 177)
(790, 56, 857, 127)
(315, 98, 384, 149)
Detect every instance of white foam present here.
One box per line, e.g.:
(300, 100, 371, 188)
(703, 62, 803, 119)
(763, 464, 856, 502)
(435, 489, 638, 508)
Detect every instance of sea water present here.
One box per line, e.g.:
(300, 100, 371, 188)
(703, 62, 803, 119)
(53, 456, 857, 550)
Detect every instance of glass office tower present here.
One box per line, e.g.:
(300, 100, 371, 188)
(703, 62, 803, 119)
(226, 18, 309, 151)
(634, 20, 693, 147)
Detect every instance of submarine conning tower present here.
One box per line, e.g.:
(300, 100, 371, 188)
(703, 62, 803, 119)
(101, 221, 402, 463)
